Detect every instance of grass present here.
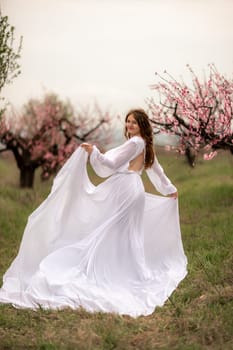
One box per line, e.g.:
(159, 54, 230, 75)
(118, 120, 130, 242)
(0, 149, 233, 350)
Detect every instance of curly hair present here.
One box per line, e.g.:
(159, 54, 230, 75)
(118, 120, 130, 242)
(124, 109, 155, 169)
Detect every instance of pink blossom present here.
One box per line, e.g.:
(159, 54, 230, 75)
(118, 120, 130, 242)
(203, 151, 218, 160)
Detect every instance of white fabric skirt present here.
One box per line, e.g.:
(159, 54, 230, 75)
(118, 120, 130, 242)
(0, 148, 187, 317)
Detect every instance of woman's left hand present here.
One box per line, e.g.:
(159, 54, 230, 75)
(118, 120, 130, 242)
(81, 143, 93, 155)
(168, 191, 178, 199)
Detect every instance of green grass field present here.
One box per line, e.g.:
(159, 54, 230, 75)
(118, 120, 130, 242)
(0, 150, 232, 350)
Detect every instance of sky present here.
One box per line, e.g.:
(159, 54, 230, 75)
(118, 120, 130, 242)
(1, 0, 233, 118)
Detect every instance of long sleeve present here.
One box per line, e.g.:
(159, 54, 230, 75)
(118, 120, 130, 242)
(90, 137, 144, 178)
(146, 156, 177, 196)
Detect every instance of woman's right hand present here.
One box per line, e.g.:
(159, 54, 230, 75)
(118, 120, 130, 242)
(80, 143, 93, 155)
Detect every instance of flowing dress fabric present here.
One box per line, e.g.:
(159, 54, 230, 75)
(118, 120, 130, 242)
(0, 136, 187, 317)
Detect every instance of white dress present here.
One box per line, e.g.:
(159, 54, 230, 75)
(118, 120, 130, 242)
(0, 136, 187, 317)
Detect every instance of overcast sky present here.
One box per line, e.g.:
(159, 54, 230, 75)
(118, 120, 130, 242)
(1, 0, 233, 116)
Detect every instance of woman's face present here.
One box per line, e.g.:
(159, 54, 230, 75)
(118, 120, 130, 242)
(125, 114, 141, 137)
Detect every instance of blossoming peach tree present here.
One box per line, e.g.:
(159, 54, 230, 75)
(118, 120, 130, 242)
(0, 94, 110, 187)
(147, 64, 233, 166)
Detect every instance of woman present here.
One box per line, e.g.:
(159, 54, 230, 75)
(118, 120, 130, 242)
(0, 109, 187, 317)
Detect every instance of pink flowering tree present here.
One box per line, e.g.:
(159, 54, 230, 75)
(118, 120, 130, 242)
(0, 94, 110, 187)
(147, 64, 233, 166)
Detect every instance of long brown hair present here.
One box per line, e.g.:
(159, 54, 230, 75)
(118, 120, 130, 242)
(124, 109, 155, 169)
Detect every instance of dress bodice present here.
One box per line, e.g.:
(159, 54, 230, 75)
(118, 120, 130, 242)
(90, 136, 145, 177)
(90, 136, 177, 196)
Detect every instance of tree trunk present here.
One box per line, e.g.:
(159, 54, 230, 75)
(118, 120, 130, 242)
(185, 147, 196, 167)
(20, 166, 36, 188)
